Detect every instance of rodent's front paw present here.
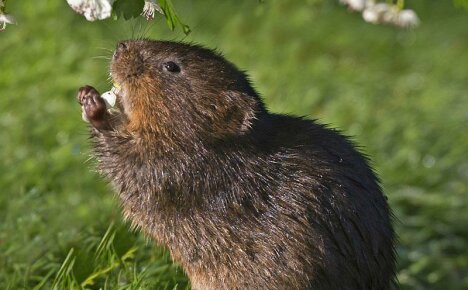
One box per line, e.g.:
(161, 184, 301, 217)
(77, 85, 110, 130)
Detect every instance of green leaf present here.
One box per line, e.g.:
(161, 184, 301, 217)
(158, 0, 191, 35)
(113, 0, 145, 20)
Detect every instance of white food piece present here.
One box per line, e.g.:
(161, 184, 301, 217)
(82, 111, 89, 122)
(101, 90, 117, 108)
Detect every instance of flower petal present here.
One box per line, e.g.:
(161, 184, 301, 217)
(0, 13, 17, 25)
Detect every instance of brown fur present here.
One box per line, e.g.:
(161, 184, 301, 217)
(77, 40, 396, 290)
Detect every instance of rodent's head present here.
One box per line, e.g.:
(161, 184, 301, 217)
(110, 39, 265, 142)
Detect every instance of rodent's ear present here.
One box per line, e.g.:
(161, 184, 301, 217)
(215, 91, 258, 136)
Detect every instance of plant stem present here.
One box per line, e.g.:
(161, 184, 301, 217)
(397, 0, 405, 10)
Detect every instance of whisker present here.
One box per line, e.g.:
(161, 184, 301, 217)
(91, 56, 112, 60)
(141, 20, 153, 40)
(131, 18, 138, 40)
(97, 47, 114, 54)
(137, 20, 143, 40)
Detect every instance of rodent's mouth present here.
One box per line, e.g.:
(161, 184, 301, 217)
(110, 63, 145, 87)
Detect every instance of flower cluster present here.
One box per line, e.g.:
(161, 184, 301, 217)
(66, 0, 113, 21)
(340, 0, 419, 28)
(66, 0, 163, 21)
(0, 0, 16, 31)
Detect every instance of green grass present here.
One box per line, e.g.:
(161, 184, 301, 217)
(1, 0, 467, 289)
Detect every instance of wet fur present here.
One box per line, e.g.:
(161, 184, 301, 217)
(84, 40, 396, 289)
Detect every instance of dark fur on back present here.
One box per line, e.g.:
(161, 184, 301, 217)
(86, 40, 396, 290)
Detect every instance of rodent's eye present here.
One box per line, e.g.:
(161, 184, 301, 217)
(163, 61, 181, 73)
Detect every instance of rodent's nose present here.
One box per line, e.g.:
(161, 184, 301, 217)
(114, 42, 127, 60)
(117, 42, 127, 52)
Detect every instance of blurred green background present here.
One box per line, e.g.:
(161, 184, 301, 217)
(1, 0, 467, 289)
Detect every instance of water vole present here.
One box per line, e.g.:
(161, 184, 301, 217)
(77, 40, 396, 289)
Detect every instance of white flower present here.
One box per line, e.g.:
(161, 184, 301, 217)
(381, 7, 399, 24)
(362, 6, 379, 23)
(142, 0, 163, 20)
(340, 0, 368, 12)
(397, 9, 419, 28)
(363, 3, 392, 23)
(362, 3, 419, 28)
(66, 0, 114, 21)
(0, 13, 16, 31)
